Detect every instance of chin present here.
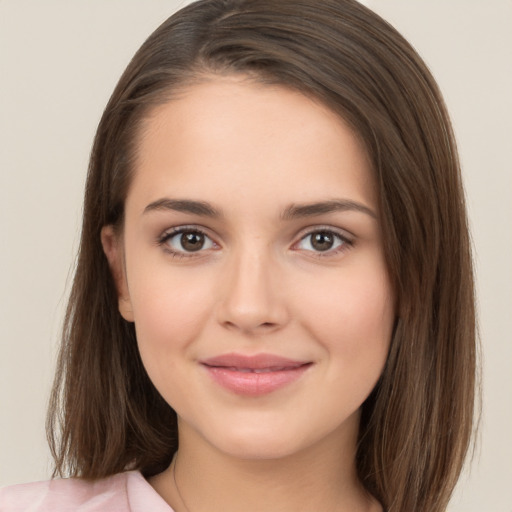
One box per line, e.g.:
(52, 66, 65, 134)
(218, 437, 304, 461)
(199, 419, 328, 462)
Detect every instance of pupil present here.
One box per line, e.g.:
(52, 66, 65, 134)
(311, 232, 334, 251)
(181, 232, 204, 252)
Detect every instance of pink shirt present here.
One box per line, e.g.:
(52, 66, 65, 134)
(0, 471, 174, 512)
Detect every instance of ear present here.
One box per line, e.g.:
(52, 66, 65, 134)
(100, 225, 135, 322)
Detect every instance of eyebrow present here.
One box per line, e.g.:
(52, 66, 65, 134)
(143, 198, 222, 217)
(281, 199, 377, 220)
(143, 197, 376, 220)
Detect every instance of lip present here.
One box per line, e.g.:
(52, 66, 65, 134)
(200, 353, 313, 396)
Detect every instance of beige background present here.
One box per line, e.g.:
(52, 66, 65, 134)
(1, 1, 511, 510)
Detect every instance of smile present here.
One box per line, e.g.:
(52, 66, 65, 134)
(200, 353, 313, 396)
(220, 366, 301, 373)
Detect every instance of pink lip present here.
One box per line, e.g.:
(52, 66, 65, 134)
(200, 353, 312, 396)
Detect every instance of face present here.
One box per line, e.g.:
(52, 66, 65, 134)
(103, 76, 395, 460)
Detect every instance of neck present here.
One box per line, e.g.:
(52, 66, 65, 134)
(149, 416, 380, 512)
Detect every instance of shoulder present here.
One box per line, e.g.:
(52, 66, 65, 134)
(0, 471, 173, 512)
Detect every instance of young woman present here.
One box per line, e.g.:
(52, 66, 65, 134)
(0, 0, 477, 511)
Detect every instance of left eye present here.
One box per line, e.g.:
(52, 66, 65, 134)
(296, 230, 346, 253)
(163, 229, 215, 253)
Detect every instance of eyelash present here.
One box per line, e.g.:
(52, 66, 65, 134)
(293, 228, 353, 257)
(158, 226, 215, 259)
(157, 226, 353, 259)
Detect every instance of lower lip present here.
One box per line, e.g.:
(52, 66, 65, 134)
(203, 364, 312, 396)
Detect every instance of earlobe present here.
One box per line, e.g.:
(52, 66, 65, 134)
(100, 225, 135, 322)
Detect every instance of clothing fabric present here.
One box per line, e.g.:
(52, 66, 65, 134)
(0, 471, 173, 512)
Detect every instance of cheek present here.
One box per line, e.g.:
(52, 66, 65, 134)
(297, 259, 394, 367)
(127, 265, 215, 370)
(129, 272, 216, 408)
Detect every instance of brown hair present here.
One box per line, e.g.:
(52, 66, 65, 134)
(47, 1, 477, 510)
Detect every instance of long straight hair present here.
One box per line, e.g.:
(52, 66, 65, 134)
(47, 1, 477, 510)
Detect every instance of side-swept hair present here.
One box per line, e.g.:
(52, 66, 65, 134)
(47, 1, 477, 510)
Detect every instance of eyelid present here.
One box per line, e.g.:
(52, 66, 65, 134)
(291, 225, 354, 255)
(156, 223, 354, 258)
(157, 225, 219, 257)
(295, 224, 354, 242)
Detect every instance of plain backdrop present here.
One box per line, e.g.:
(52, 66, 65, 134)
(1, 1, 511, 510)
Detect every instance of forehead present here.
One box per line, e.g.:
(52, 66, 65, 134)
(128, 76, 376, 216)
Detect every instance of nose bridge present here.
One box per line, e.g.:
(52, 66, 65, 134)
(217, 239, 287, 333)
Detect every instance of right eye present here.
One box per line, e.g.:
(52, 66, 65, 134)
(159, 228, 216, 255)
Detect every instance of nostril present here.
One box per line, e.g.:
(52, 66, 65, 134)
(221, 319, 280, 334)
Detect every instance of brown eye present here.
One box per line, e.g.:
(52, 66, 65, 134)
(181, 232, 205, 252)
(162, 228, 215, 254)
(295, 229, 348, 254)
(310, 232, 335, 251)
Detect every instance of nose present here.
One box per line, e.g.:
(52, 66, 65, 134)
(216, 247, 289, 335)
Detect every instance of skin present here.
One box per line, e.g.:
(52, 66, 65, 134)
(102, 75, 394, 512)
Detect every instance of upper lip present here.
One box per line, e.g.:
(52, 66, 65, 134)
(200, 353, 311, 370)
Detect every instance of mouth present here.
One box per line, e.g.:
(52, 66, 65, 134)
(200, 353, 313, 396)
